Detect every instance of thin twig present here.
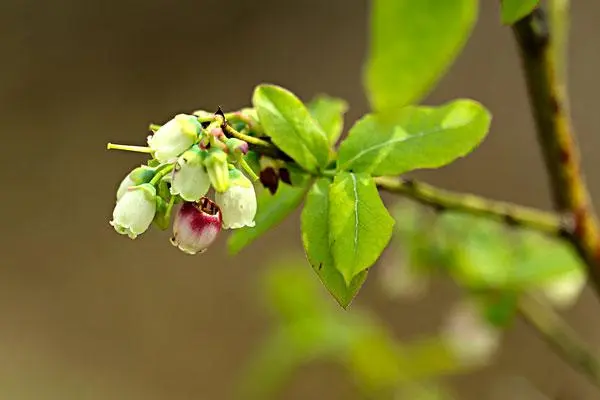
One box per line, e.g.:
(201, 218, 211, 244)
(512, 7, 600, 294)
(222, 121, 292, 161)
(519, 295, 600, 387)
(374, 176, 563, 235)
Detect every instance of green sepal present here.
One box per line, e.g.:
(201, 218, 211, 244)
(147, 158, 161, 168)
(156, 174, 171, 201)
(153, 179, 178, 231)
(228, 167, 252, 188)
(129, 165, 157, 185)
(153, 196, 169, 230)
(179, 144, 206, 166)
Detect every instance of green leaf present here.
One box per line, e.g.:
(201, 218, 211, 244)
(252, 84, 330, 172)
(436, 213, 584, 290)
(365, 0, 478, 113)
(510, 229, 584, 287)
(328, 172, 395, 285)
(443, 216, 515, 289)
(308, 95, 348, 145)
(390, 206, 583, 292)
(301, 178, 367, 308)
(228, 184, 309, 255)
(501, 0, 539, 24)
(338, 100, 491, 175)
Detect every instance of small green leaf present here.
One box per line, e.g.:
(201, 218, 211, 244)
(510, 229, 584, 287)
(308, 95, 348, 145)
(365, 0, 478, 113)
(501, 0, 539, 24)
(252, 84, 330, 172)
(338, 100, 491, 175)
(437, 213, 584, 290)
(228, 184, 309, 255)
(301, 178, 367, 308)
(329, 172, 395, 285)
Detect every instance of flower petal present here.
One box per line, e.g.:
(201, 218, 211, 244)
(148, 114, 200, 163)
(215, 169, 257, 229)
(110, 184, 157, 239)
(171, 148, 210, 201)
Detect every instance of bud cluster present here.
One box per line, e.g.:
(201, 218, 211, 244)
(108, 112, 257, 254)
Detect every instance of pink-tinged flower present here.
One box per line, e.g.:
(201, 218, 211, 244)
(225, 138, 249, 155)
(171, 198, 222, 255)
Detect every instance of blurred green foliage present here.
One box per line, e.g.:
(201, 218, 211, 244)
(236, 257, 474, 399)
(392, 201, 585, 322)
(365, 0, 478, 113)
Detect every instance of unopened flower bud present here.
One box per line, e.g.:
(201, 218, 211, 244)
(170, 146, 210, 202)
(215, 168, 257, 229)
(204, 148, 229, 193)
(110, 184, 157, 239)
(171, 198, 222, 254)
(209, 127, 225, 139)
(225, 138, 249, 155)
(147, 114, 200, 163)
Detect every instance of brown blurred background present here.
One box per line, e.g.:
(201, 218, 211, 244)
(1, 0, 600, 398)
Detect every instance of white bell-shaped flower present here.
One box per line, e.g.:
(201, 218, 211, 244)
(147, 114, 200, 163)
(110, 183, 157, 239)
(215, 168, 257, 229)
(116, 165, 156, 200)
(171, 198, 222, 254)
(170, 146, 210, 202)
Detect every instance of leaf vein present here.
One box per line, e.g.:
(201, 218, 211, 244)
(341, 121, 471, 171)
(351, 173, 359, 254)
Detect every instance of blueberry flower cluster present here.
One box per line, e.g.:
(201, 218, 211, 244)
(108, 113, 258, 254)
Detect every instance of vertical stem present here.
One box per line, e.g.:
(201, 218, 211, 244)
(512, 7, 600, 296)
